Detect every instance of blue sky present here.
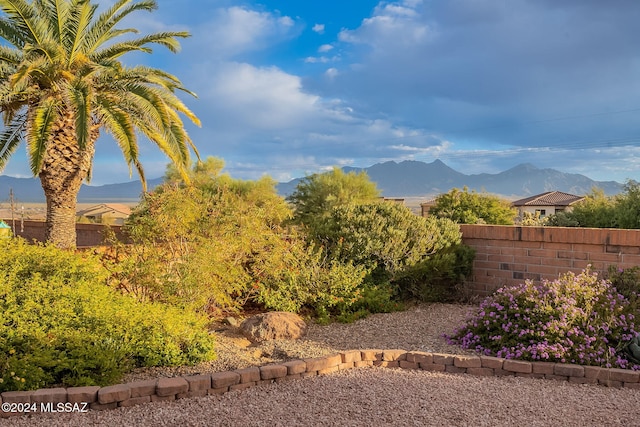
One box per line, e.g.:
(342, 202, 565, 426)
(4, 0, 640, 185)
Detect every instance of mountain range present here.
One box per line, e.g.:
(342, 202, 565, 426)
(0, 160, 624, 203)
(276, 160, 623, 198)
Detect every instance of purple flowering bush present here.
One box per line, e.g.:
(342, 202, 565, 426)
(445, 267, 640, 369)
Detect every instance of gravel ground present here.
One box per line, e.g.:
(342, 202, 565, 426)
(6, 368, 640, 427)
(4, 303, 640, 426)
(121, 303, 475, 382)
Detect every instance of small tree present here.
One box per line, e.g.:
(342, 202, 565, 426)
(614, 180, 640, 229)
(429, 187, 515, 225)
(287, 167, 381, 231)
(562, 188, 616, 228)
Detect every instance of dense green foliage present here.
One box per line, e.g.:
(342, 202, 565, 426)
(613, 181, 640, 229)
(287, 167, 381, 234)
(0, 239, 215, 392)
(446, 268, 639, 369)
(286, 169, 475, 312)
(301, 200, 473, 310)
(253, 242, 369, 318)
(115, 162, 473, 320)
(109, 158, 368, 318)
(547, 181, 640, 229)
(549, 188, 616, 228)
(321, 202, 462, 280)
(429, 187, 516, 225)
(395, 244, 476, 302)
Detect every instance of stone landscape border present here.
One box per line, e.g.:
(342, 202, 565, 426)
(2, 349, 639, 418)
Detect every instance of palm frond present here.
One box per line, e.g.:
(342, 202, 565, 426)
(68, 81, 91, 149)
(91, 31, 188, 61)
(0, 0, 50, 46)
(0, 17, 26, 47)
(90, 41, 151, 61)
(95, 94, 137, 165)
(0, 114, 25, 170)
(26, 97, 58, 174)
(104, 66, 200, 126)
(0, 43, 23, 64)
(66, 0, 97, 65)
(83, 0, 157, 54)
(120, 86, 170, 129)
(132, 157, 146, 190)
(119, 65, 200, 100)
(36, 0, 71, 44)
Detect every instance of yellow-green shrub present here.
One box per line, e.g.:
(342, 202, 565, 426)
(0, 239, 215, 391)
(115, 170, 373, 318)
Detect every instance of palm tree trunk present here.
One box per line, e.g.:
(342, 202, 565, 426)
(38, 112, 97, 249)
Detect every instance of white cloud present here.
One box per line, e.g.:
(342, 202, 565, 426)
(390, 140, 452, 156)
(202, 62, 320, 129)
(312, 23, 325, 34)
(190, 6, 299, 59)
(325, 67, 339, 79)
(318, 44, 333, 53)
(338, 1, 432, 47)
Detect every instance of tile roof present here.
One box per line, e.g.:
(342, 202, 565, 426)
(77, 203, 132, 216)
(511, 191, 585, 207)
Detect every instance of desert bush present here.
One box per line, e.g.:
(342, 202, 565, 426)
(563, 188, 617, 228)
(320, 202, 463, 281)
(429, 187, 516, 225)
(544, 211, 579, 227)
(113, 176, 293, 314)
(295, 201, 467, 316)
(0, 239, 215, 391)
(395, 244, 476, 303)
(111, 159, 373, 318)
(255, 241, 369, 316)
(615, 180, 640, 229)
(445, 267, 639, 369)
(548, 182, 640, 229)
(287, 167, 381, 235)
(518, 211, 547, 226)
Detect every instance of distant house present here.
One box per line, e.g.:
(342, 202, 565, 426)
(511, 191, 585, 220)
(419, 199, 438, 217)
(77, 203, 132, 225)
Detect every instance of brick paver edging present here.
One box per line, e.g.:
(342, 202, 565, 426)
(2, 349, 639, 417)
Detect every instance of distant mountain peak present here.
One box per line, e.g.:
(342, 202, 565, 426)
(509, 162, 539, 171)
(278, 160, 622, 198)
(1, 160, 624, 202)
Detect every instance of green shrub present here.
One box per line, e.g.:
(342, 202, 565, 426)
(253, 241, 369, 316)
(429, 187, 516, 225)
(445, 267, 639, 369)
(0, 239, 215, 391)
(395, 244, 476, 303)
(287, 166, 381, 234)
(116, 174, 303, 315)
(321, 202, 462, 280)
(291, 202, 464, 318)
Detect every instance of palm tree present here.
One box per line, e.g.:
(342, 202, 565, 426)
(0, 0, 200, 248)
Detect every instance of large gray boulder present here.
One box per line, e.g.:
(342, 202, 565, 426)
(239, 312, 307, 343)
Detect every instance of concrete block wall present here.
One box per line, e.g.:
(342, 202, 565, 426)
(460, 225, 640, 297)
(2, 350, 639, 418)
